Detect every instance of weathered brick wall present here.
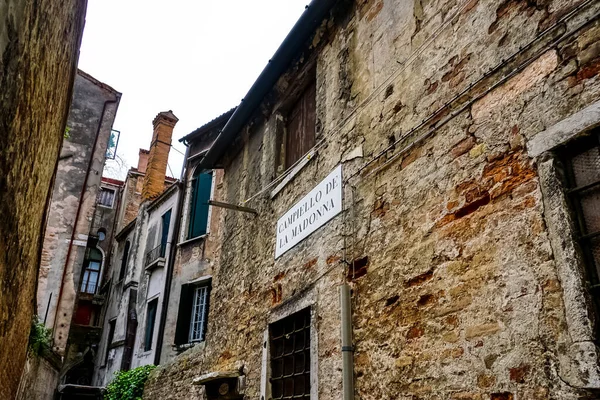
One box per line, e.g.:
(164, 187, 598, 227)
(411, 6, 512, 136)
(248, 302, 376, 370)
(0, 1, 86, 398)
(145, 1, 600, 399)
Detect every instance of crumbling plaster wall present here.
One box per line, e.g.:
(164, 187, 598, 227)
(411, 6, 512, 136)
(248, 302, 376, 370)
(0, 0, 86, 397)
(145, 0, 600, 399)
(159, 169, 223, 364)
(37, 72, 120, 355)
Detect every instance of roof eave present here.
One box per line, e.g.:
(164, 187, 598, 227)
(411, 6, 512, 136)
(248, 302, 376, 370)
(198, 0, 337, 168)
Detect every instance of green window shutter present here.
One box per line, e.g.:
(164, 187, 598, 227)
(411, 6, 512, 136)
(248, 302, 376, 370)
(189, 171, 212, 238)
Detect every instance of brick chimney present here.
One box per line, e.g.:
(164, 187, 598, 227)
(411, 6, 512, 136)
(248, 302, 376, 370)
(142, 110, 178, 201)
(137, 149, 150, 173)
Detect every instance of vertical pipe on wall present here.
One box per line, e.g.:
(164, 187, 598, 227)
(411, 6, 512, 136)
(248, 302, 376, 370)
(340, 283, 354, 400)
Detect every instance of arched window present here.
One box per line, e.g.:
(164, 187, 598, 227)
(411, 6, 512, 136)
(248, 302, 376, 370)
(188, 168, 212, 239)
(118, 240, 130, 281)
(81, 248, 102, 294)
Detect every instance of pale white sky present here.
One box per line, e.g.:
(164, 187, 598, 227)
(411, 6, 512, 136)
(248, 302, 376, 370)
(78, 0, 310, 180)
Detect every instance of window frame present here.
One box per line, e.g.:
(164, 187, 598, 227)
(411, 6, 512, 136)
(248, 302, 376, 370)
(174, 278, 211, 346)
(98, 187, 116, 208)
(80, 248, 102, 294)
(188, 284, 210, 343)
(104, 318, 117, 365)
(118, 240, 131, 282)
(268, 307, 312, 400)
(557, 132, 600, 334)
(144, 298, 159, 352)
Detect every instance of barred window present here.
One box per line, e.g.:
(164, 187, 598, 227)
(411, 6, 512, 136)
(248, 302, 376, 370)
(98, 187, 116, 208)
(269, 308, 311, 400)
(560, 131, 600, 329)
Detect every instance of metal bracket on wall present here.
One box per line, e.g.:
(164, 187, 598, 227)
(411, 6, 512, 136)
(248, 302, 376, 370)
(208, 200, 258, 215)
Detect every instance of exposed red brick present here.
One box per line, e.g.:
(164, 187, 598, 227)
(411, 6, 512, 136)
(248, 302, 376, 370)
(404, 268, 434, 287)
(372, 198, 390, 218)
(491, 392, 514, 400)
(273, 271, 285, 282)
(576, 58, 600, 82)
(303, 258, 318, 270)
(509, 363, 530, 383)
(425, 79, 439, 95)
(401, 147, 422, 169)
(326, 254, 341, 265)
(406, 324, 424, 339)
(364, 0, 384, 22)
(271, 284, 282, 305)
(451, 137, 476, 159)
(347, 256, 369, 281)
(417, 293, 436, 307)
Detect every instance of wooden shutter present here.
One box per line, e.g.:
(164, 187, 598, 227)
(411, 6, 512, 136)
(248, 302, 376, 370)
(144, 299, 158, 351)
(189, 171, 212, 238)
(174, 284, 194, 345)
(285, 81, 316, 168)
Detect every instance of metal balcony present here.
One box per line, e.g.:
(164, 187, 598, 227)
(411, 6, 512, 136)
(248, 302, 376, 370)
(145, 243, 167, 269)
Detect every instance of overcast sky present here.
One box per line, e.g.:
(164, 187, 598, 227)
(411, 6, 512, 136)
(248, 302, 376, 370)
(78, 0, 310, 180)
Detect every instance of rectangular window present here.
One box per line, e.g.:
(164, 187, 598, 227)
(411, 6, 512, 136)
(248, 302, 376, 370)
(188, 170, 212, 239)
(105, 319, 116, 364)
(144, 298, 158, 351)
(160, 209, 171, 257)
(174, 280, 211, 345)
(285, 81, 316, 169)
(189, 285, 209, 342)
(560, 132, 600, 324)
(80, 260, 100, 294)
(269, 308, 311, 400)
(562, 131, 600, 330)
(98, 187, 116, 208)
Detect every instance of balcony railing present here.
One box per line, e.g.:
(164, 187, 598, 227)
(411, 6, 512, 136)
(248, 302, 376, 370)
(145, 243, 166, 268)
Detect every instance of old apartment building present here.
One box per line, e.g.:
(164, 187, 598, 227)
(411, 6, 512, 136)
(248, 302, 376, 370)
(18, 70, 121, 400)
(93, 111, 182, 385)
(133, 0, 600, 399)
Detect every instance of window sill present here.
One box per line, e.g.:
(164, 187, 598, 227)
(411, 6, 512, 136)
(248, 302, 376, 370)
(178, 234, 208, 248)
(174, 340, 205, 353)
(271, 149, 317, 199)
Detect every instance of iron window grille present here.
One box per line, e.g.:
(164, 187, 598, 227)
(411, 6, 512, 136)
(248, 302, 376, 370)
(560, 131, 600, 332)
(189, 285, 209, 342)
(269, 308, 311, 400)
(98, 187, 116, 208)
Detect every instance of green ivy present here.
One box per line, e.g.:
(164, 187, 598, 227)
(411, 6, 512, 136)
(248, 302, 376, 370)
(105, 364, 156, 400)
(28, 316, 52, 356)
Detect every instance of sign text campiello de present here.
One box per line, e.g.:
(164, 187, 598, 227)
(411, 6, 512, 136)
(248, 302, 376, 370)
(275, 165, 342, 258)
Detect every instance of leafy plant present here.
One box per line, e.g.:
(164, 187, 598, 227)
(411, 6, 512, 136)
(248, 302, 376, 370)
(28, 316, 52, 356)
(105, 364, 156, 400)
(64, 126, 72, 139)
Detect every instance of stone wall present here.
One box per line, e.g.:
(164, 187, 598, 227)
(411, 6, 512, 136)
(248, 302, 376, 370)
(145, 0, 600, 399)
(0, 1, 86, 398)
(16, 350, 61, 400)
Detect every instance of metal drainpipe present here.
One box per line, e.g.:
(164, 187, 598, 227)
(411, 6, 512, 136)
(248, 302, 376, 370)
(154, 145, 189, 365)
(340, 283, 355, 400)
(52, 97, 119, 342)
